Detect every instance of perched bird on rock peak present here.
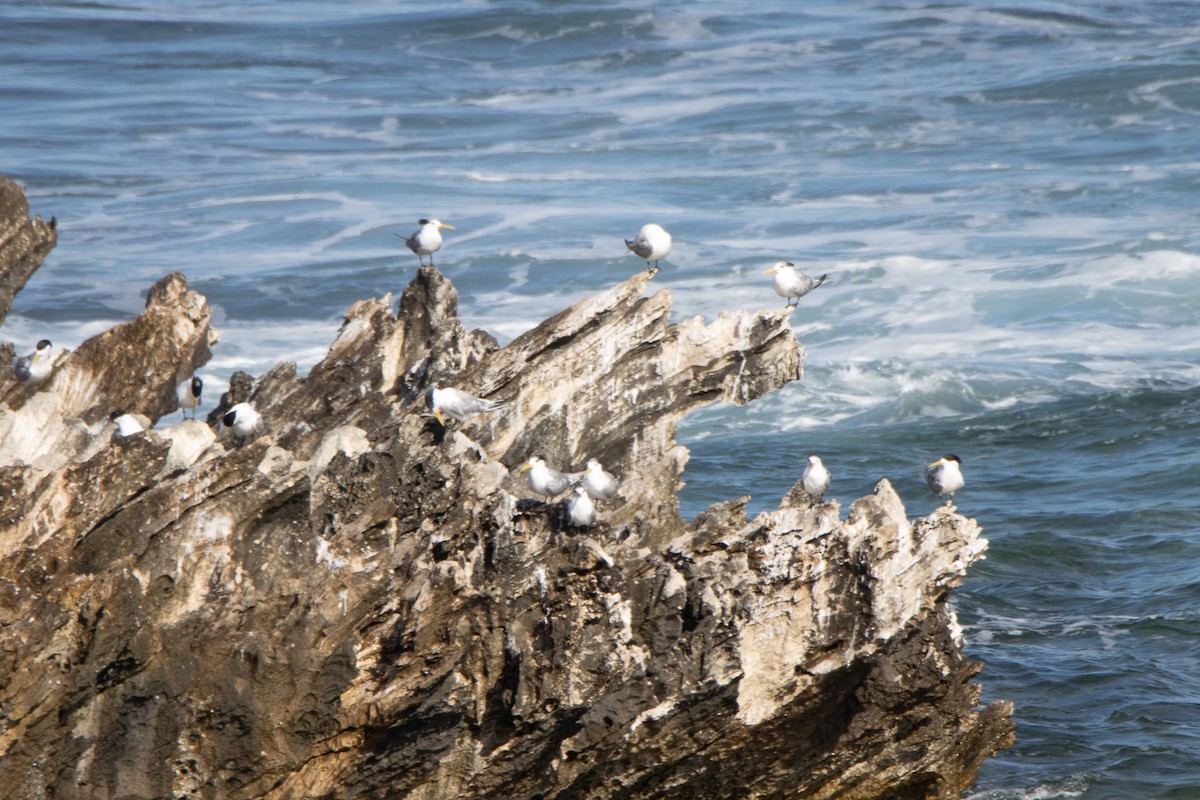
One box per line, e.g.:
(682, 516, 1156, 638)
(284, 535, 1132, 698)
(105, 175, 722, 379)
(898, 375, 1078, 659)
(567, 485, 598, 528)
(802, 454, 830, 499)
(429, 385, 509, 427)
(401, 218, 455, 267)
(580, 457, 622, 501)
(223, 402, 266, 440)
(763, 261, 827, 308)
(177, 375, 203, 419)
(521, 455, 581, 499)
(926, 454, 964, 504)
(13, 339, 53, 385)
(625, 223, 672, 271)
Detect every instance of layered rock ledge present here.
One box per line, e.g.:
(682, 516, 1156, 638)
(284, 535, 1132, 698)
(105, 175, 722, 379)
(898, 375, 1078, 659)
(0, 177, 56, 328)
(0, 186, 1013, 799)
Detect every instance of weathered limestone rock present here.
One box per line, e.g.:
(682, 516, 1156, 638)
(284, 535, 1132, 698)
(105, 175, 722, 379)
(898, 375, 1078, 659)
(0, 208, 1012, 797)
(0, 177, 56, 326)
(0, 272, 217, 473)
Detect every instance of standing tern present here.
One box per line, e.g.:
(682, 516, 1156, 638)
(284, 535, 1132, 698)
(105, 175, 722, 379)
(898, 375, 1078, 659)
(520, 455, 581, 499)
(429, 385, 509, 427)
(925, 454, 964, 504)
(401, 218, 455, 267)
(567, 485, 598, 528)
(177, 376, 203, 419)
(801, 454, 830, 499)
(763, 262, 827, 308)
(625, 223, 672, 271)
(12, 339, 53, 385)
(580, 457, 621, 501)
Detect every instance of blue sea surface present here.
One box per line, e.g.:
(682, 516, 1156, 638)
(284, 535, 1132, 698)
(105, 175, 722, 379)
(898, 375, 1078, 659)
(4, 1, 1200, 796)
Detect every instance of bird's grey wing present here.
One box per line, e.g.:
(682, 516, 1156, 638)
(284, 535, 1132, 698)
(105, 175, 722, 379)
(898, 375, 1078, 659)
(459, 393, 508, 416)
(795, 274, 825, 296)
(479, 396, 511, 414)
(12, 357, 30, 381)
(626, 237, 652, 259)
(805, 273, 829, 293)
(925, 465, 943, 492)
(550, 470, 579, 495)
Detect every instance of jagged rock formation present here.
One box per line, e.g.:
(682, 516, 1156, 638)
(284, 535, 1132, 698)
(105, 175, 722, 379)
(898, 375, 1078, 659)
(0, 177, 56, 327)
(0, 182, 1013, 799)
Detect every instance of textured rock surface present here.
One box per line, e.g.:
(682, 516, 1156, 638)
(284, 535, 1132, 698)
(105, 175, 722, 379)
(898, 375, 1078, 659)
(0, 183, 1013, 799)
(0, 176, 56, 327)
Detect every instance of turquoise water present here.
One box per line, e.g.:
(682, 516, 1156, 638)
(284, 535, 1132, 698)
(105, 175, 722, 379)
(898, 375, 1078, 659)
(4, 2, 1200, 796)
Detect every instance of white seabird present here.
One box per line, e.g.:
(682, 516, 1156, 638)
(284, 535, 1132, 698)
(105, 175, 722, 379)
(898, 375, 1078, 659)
(802, 454, 830, 499)
(926, 454, 964, 503)
(429, 385, 508, 427)
(520, 455, 581, 499)
(401, 218, 455, 267)
(177, 376, 203, 419)
(567, 485, 598, 528)
(580, 457, 621, 501)
(223, 402, 266, 440)
(12, 339, 53, 384)
(625, 223, 672, 271)
(763, 261, 828, 308)
(111, 411, 146, 438)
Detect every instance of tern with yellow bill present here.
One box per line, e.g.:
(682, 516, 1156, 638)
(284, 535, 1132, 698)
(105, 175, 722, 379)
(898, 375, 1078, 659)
(429, 385, 508, 427)
(763, 261, 827, 308)
(925, 454, 964, 503)
(401, 218, 455, 267)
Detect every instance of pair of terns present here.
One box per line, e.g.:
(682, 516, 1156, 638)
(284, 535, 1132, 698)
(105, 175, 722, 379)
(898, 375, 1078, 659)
(802, 453, 965, 505)
(401, 219, 673, 272)
(111, 376, 207, 437)
(626, 232, 828, 309)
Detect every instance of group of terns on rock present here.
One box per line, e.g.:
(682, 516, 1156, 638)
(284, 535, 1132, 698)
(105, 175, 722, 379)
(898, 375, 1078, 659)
(416, 218, 964, 513)
(7, 216, 964, 514)
(412, 215, 964, 513)
(429, 384, 622, 528)
(8, 337, 260, 443)
(401, 219, 829, 309)
(521, 455, 622, 529)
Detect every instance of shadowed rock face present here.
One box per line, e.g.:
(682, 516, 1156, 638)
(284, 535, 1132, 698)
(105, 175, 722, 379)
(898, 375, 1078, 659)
(0, 176, 56, 327)
(0, 192, 1012, 798)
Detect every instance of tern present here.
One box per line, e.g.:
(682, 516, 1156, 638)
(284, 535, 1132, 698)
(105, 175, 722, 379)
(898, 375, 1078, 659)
(763, 261, 827, 308)
(926, 454, 964, 504)
(177, 376, 203, 419)
(13, 339, 53, 385)
(801, 454, 830, 499)
(401, 218, 455, 267)
(625, 223, 672, 271)
(429, 385, 508, 427)
(520, 455, 581, 499)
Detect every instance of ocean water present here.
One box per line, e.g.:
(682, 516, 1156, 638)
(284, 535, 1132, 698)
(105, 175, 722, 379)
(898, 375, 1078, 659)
(3, 1, 1200, 796)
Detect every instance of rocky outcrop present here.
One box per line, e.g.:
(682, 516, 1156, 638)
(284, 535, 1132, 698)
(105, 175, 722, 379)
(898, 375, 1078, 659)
(0, 183, 1013, 798)
(0, 177, 56, 327)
